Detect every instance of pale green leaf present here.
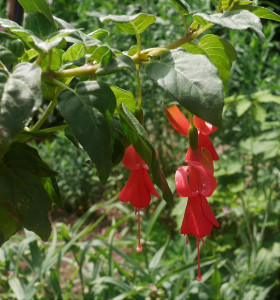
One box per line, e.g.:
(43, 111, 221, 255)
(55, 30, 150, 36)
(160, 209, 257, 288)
(146, 49, 224, 127)
(237, 5, 280, 22)
(193, 10, 265, 41)
(100, 13, 156, 35)
(182, 34, 236, 87)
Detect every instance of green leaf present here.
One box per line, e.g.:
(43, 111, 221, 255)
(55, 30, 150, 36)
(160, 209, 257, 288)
(221, 0, 233, 10)
(58, 81, 116, 184)
(193, 10, 265, 41)
(0, 63, 42, 155)
(110, 85, 137, 114)
(146, 49, 224, 127)
(0, 207, 21, 246)
(169, 0, 191, 15)
(0, 143, 57, 244)
(0, 18, 74, 53)
(236, 5, 280, 22)
(42, 177, 63, 208)
(54, 17, 99, 48)
(254, 103, 266, 123)
(18, 0, 55, 26)
(182, 34, 236, 88)
(24, 12, 56, 40)
(41, 48, 63, 71)
(96, 49, 136, 76)
(89, 29, 109, 40)
(62, 44, 85, 63)
(118, 104, 173, 205)
(210, 267, 221, 300)
(236, 98, 251, 116)
(0, 33, 24, 66)
(100, 13, 156, 35)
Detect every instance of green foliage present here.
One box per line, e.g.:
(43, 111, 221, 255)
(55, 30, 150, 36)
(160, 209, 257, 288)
(0, 1, 280, 299)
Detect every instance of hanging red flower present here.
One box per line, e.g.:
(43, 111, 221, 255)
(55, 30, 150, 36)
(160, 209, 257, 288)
(163, 105, 219, 160)
(120, 145, 161, 252)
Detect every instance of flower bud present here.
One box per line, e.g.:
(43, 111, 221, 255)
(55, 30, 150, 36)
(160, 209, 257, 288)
(188, 125, 199, 150)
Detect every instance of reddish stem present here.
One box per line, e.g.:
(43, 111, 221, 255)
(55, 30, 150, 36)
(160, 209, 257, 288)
(137, 209, 142, 252)
(196, 238, 202, 281)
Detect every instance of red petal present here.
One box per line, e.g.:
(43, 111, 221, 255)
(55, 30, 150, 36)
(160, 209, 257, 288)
(142, 170, 161, 200)
(201, 148, 214, 174)
(175, 166, 197, 197)
(187, 161, 217, 197)
(201, 196, 220, 228)
(180, 195, 214, 238)
(122, 145, 149, 170)
(198, 133, 219, 161)
(193, 115, 217, 135)
(164, 105, 190, 136)
(184, 146, 203, 163)
(119, 170, 157, 209)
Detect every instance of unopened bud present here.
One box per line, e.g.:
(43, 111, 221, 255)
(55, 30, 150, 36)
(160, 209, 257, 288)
(188, 125, 199, 150)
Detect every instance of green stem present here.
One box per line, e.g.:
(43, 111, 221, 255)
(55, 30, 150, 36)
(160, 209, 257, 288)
(133, 24, 142, 55)
(34, 52, 47, 66)
(51, 78, 75, 92)
(136, 64, 142, 107)
(40, 125, 67, 133)
(187, 111, 194, 126)
(41, 23, 214, 80)
(47, 49, 53, 70)
(30, 97, 58, 132)
(179, 11, 189, 34)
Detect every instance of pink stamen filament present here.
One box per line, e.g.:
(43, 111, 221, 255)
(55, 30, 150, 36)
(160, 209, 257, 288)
(136, 209, 142, 252)
(196, 238, 202, 281)
(185, 234, 189, 244)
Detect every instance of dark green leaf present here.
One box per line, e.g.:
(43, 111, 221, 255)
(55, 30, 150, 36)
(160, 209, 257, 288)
(0, 18, 74, 53)
(193, 10, 265, 41)
(0, 143, 57, 243)
(0, 207, 21, 246)
(182, 34, 237, 88)
(169, 0, 191, 15)
(0, 63, 42, 155)
(100, 13, 156, 35)
(58, 81, 116, 184)
(24, 12, 56, 39)
(18, 0, 55, 26)
(118, 104, 173, 205)
(42, 177, 63, 208)
(236, 5, 280, 22)
(146, 49, 224, 127)
(0, 33, 24, 66)
(96, 50, 136, 76)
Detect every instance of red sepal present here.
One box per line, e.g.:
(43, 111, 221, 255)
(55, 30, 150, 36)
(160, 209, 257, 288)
(120, 169, 160, 209)
(180, 195, 219, 238)
(122, 145, 149, 170)
(164, 105, 190, 136)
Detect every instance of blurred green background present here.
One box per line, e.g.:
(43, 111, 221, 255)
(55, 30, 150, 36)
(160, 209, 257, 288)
(0, 0, 279, 299)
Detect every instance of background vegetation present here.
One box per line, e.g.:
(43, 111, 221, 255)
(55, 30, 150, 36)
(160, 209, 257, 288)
(0, 0, 279, 299)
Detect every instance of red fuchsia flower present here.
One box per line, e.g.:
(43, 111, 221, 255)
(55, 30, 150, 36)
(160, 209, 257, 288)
(180, 195, 219, 281)
(175, 131, 219, 281)
(120, 145, 161, 252)
(163, 104, 219, 161)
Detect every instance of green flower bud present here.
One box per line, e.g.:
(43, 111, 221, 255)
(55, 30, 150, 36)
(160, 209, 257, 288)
(188, 125, 199, 150)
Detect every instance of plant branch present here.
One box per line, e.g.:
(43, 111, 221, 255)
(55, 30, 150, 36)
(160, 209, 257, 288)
(41, 23, 214, 80)
(30, 97, 58, 132)
(136, 64, 142, 107)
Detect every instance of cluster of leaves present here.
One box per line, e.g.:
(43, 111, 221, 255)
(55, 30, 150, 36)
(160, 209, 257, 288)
(0, 0, 280, 248)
